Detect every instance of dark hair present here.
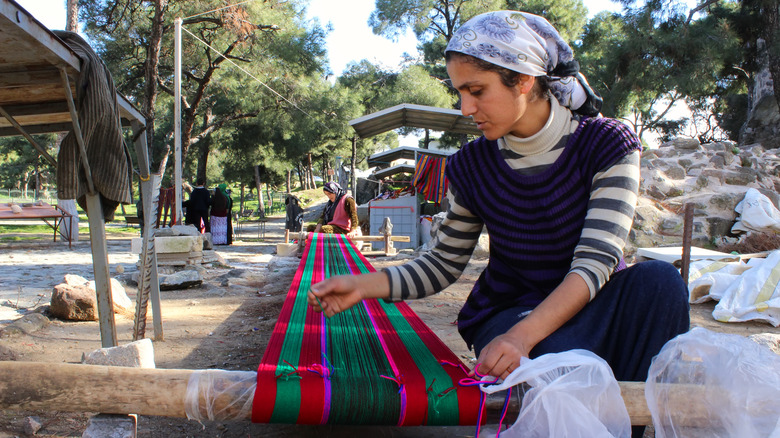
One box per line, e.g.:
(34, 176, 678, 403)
(446, 51, 549, 101)
(196, 177, 206, 186)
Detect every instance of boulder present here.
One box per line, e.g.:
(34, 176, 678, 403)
(50, 283, 98, 321)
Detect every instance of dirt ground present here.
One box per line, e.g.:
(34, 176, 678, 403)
(0, 215, 777, 437)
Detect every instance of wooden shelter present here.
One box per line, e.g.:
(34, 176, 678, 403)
(0, 0, 162, 346)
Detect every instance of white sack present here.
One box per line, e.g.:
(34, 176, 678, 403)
(731, 188, 780, 234)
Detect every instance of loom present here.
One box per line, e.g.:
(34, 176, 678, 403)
(0, 233, 720, 428)
(252, 232, 481, 425)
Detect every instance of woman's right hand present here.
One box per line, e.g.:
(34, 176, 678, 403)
(307, 272, 390, 318)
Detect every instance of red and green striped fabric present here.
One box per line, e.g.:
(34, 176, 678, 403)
(413, 154, 448, 204)
(252, 233, 482, 425)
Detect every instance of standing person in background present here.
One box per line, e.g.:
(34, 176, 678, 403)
(183, 177, 211, 233)
(210, 183, 233, 245)
(307, 182, 359, 237)
(308, 11, 688, 437)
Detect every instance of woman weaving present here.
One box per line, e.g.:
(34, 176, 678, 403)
(308, 9, 689, 414)
(308, 182, 359, 237)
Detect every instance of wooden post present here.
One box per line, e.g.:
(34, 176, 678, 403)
(0, 361, 723, 427)
(131, 120, 163, 341)
(284, 229, 290, 243)
(60, 67, 116, 348)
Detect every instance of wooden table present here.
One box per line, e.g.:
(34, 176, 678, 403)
(0, 201, 73, 248)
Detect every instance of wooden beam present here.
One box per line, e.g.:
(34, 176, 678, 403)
(0, 122, 72, 137)
(350, 235, 411, 242)
(0, 103, 57, 166)
(0, 1, 81, 71)
(0, 68, 61, 87)
(0, 362, 720, 427)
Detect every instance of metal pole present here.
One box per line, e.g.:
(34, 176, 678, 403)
(174, 17, 183, 225)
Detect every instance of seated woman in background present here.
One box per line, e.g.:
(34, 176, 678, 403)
(307, 182, 359, 237)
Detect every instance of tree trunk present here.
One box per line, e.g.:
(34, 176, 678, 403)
(66, 0, 78, 32)
(296, 163, 304, 190)
(195, 136, 210, 185)
(254, 165, 265, 215)
(286, 169, 291, 194)
(143, 0, 167, 166)
(307, 153, 315, 189)
(239, 183, 245, 213)
(423, 129, 430, 148)
(763, 1, 780, 112)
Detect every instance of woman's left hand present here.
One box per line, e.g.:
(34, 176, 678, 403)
(473, 331, 531, 380)
(347, 229, 358, 238)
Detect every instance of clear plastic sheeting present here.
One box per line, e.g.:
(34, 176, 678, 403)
(185, 370, 256, 422)
(480, 349, 631, 438)
(646, 328, 780, 437)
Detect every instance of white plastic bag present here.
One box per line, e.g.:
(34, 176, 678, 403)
(479, 349, 631, 438)
(712, 249, 780, 326)
(646, 327, 780, 437)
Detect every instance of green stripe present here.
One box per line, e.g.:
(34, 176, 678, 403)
(269, 233, 320, 422)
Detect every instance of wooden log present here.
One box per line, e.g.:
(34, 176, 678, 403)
(0, 362, 720, 427)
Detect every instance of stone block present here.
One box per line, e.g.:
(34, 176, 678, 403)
(82, 338, 156, 369)
(154, 236, 202, 254)
(82, 414, 136, 438)
(130, 237, 142, 254)
(276, 243, 298, 257)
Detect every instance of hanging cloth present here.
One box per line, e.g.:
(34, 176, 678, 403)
(413, 154, 448, 204)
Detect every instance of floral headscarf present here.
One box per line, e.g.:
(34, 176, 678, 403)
(445, 11, 602, 116)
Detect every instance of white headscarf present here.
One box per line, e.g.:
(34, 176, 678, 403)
(445, 11, 602, 116)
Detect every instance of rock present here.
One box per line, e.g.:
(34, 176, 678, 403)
(22, 416, 42, 436)
(50, 284, 98, 321)
(82, 338, 156, 368)
(7, 313, 49, 334)
(672, 137, 701, 150)
(63, 273, 89, 286)
(86, 278, 134, 317)
(0, 344, 18, 360)
(159, 270, 202, 291)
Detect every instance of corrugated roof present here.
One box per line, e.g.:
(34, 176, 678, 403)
(367, 145, 454, 169)
(349, 103, 481, 139)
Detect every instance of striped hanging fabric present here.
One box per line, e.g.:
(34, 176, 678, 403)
(413, 154, 448, 204)
(253, 233, 482, 425)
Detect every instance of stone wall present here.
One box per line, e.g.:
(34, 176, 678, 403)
(628, 137, 780, 257)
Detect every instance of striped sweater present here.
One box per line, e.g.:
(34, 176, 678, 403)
(383, 101, 641, 343)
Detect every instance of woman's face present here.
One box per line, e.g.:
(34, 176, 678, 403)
(447, 57, 537, 140)
(324, 191, 337, 202)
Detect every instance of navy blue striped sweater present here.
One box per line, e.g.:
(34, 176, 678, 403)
(446, 117, 642, 342)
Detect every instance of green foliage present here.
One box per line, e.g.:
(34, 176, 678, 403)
(0, 135, 57, 192)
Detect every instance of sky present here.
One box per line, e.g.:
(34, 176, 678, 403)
(16, 0, 623, 77)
